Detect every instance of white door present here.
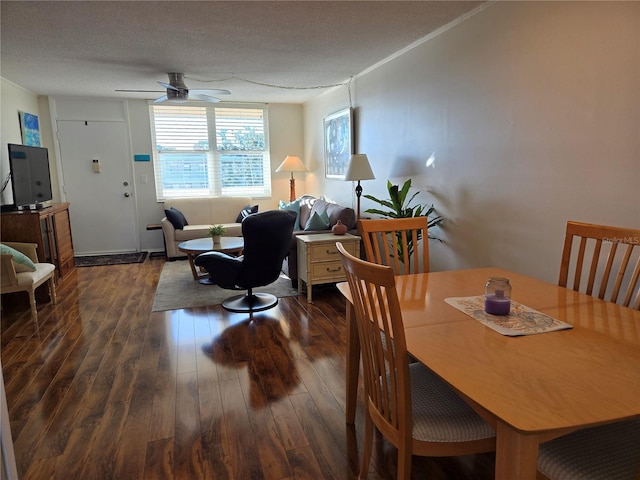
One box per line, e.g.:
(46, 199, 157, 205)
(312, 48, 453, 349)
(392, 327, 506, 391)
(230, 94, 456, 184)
(57, 120, 138, 255)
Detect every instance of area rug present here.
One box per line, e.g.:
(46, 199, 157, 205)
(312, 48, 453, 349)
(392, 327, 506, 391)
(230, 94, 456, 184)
(152, 260, 299, 312)
(74, 251, 148, 267)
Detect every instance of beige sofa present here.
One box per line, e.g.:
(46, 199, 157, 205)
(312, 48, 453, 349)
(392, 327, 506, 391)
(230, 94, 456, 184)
(161, 197, 252, 259)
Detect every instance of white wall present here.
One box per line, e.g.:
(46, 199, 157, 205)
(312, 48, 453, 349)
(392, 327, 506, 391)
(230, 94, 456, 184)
(0, 78, 61, 205)
(304, 1, 640, 283)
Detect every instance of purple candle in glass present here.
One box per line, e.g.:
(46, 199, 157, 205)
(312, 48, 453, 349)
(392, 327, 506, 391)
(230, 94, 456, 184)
(484, 277, 511, 315)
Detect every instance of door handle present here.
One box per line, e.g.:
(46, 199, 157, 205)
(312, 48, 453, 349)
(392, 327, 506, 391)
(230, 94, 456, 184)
(124, 192, 130, 198)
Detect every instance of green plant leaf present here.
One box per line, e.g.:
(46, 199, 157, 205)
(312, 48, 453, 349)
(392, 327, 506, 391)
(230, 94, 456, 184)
(364, 208, 397, 217)
(388, 183, 402, 213)
(361, 178, 446, 262)
(399, 180, 413, 204)
(406, 190, 420, 208)
(363, 195, 396, 211)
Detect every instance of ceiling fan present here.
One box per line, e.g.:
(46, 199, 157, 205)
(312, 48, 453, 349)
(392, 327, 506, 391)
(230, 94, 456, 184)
(116, 73, 231, 103)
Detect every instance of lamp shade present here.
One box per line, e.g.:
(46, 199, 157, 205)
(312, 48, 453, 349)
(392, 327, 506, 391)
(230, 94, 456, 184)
(276, 155, 308, 173)
(345, 154, 375, 181)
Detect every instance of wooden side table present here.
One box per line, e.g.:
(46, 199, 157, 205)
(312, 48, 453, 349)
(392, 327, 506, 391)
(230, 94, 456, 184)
(146, 223, 166, 258)
(296, 233, 360, 303)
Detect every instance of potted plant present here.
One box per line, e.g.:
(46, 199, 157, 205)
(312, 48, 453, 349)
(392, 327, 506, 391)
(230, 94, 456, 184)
(363, 179, 444, 262)
(207, 225, 226, 244)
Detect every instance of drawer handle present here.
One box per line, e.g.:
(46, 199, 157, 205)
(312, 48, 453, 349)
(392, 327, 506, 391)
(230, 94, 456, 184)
(326, 266, 342, 272)
(326, 249, 338, 255)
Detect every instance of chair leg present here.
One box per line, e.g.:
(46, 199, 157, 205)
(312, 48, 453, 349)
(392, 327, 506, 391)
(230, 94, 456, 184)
(397, 438, 412, 480)
(28, 290, 38, 321)
(48, 275, 57, 304)
(359, 409, 374, 479)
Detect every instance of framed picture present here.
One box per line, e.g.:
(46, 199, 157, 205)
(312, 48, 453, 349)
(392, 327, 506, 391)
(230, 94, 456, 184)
(19, 111, 41, 147)
(324, 107, 352, 179)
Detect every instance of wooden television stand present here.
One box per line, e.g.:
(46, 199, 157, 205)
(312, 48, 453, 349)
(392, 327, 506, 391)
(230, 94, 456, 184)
(1, 202, 75, 280)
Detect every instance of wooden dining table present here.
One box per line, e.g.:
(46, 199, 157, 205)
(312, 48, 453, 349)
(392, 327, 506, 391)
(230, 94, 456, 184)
(337, 267, 640, 480)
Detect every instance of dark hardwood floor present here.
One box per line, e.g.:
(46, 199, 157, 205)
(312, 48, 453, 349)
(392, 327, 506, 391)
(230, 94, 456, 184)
(1, 257, 494, 479)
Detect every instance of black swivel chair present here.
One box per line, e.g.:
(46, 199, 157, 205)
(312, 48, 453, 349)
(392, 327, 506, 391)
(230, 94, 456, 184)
(195, 209, 296, 313)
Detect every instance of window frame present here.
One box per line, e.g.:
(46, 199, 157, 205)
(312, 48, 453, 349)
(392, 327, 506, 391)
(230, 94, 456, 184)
(149, 102, 271, 201)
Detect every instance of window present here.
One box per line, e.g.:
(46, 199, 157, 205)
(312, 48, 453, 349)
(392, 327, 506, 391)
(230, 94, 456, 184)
(150, 104, 271, 200)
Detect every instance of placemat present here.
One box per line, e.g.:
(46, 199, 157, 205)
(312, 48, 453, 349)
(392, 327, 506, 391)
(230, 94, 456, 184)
(445, 296, 573, 336)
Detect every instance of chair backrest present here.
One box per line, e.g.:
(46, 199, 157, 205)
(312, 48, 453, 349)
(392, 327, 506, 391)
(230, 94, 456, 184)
(559, 221, 640, 309)
(358, 217, 430, 275)
(337, 241, 411, 446)
(1, 242, 38, 287)
(237, 209, 297, 288)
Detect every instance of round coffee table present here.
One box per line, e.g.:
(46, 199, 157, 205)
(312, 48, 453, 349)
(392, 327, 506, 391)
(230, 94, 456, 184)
(178, 237, 244, 283)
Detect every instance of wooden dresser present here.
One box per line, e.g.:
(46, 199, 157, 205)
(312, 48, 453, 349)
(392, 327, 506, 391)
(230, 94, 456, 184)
(1, 202, 75, 280)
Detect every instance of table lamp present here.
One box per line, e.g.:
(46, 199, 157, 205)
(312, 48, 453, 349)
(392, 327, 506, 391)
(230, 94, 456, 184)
(345, 154, 375, 219)
(276, 155, 308, 202)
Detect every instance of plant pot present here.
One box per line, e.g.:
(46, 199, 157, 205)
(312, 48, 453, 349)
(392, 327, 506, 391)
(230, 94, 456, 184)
(212, 235, 221, 245)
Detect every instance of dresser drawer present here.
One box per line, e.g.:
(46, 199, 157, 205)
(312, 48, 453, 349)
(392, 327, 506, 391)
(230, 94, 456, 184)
(307, 240, 357, 262)
(310, 260, 346, 281)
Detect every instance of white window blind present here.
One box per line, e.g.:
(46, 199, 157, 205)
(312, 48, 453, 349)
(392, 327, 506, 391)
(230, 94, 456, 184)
(150, 104, 271, 200)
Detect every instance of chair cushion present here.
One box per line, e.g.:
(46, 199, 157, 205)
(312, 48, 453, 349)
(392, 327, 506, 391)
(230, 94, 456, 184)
(409, 363, 495, 443)
(537, 418, 640, 480)
(16, 262, 55, 285)
(235, 204, 259, 223)
(165, 207, 189, 230)
(1, 243, 36, 272)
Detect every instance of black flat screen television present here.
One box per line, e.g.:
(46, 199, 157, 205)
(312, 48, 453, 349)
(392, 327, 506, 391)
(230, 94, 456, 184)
(7, 143, 53, 208)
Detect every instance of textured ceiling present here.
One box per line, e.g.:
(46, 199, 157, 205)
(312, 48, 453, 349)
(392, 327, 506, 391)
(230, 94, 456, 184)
(1, 1, 484, 104)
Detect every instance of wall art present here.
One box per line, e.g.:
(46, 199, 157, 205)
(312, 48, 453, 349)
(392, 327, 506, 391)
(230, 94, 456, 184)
(324, 108, 352, 179)
(19, 111, 41, 147)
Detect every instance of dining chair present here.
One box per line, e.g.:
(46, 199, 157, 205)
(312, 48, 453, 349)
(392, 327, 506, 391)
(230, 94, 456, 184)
(336, 242, 496, 480)
(559, 221, 640, 309)
(358, 217, 430, 275)
(537, 417, 640, 480)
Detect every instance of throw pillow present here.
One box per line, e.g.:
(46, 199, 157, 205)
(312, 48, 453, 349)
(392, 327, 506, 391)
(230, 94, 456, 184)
(164, 207, 189, 230)
(0, 243, 37, 272)
(235, 204, 259, 223)
(278, 199, 301, 228)
(304, 210, 331, 231)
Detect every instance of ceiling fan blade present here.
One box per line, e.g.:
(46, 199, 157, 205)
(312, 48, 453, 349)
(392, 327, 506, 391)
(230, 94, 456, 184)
(190, 88, 231, 96)
(188, 93, 221, 103)
(153, 95, 169, 104)
(115, 89, 165, 93)
(158, 81, 179, 91)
